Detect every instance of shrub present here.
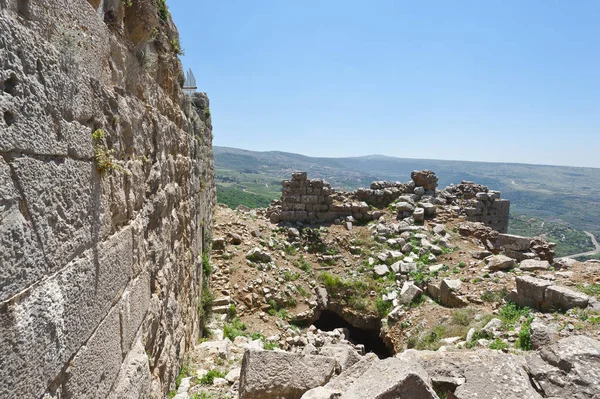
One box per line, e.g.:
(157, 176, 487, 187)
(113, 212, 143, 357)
(452, 309, 473, 326)
(295, 255, 311, 273)
(198, 284, 213, 323)
(376, 296, 392, 316)
(282, 270, 300, 282)
(202, 251, 212, 276)
(226, 303, 236, 319)
(516, 316, 534, 350)
(284, 245, 297, 256)
(481, 288, 508, 303)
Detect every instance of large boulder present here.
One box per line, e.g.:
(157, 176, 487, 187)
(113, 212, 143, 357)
(527, 335, 600, 398)
(514, 276, 552, 309)
(487, 254, 515, 271)
(440, 279, 468, 307)
(246, 247, 272, 263)
(401, 349, 542, 399)
(544, 285, 589, 311)
(319, 344, 362, 373)
(303, 354, 438, 399)
(411, 170, 439, 190)
(239, 350, 337, 399)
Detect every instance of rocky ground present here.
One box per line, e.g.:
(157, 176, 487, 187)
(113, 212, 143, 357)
(170, 175, 600, 399)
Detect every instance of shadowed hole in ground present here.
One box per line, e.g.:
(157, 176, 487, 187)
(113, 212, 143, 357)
(312, 310, 392, 359)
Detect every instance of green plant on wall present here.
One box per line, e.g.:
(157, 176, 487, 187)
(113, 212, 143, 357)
(92, 129, 128, 175)
(155, 0, 169, 21)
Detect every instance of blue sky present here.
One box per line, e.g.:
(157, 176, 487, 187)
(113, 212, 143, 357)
(169, 1, 600, 168)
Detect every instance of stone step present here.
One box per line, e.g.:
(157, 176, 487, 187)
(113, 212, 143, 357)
(213, 305, 231, 314)
(213, 296, 231, 307)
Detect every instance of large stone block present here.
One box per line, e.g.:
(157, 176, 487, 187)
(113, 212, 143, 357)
(120, 272, 151, 356)
(0, 157, 46, 301)
(515, 276, 552, 310)
(63, 306, 122, 398)
(239, 350, 337, 399)
(10, 156, 94, 272)
(0, 227, 132, 399)
(108, 338, 152, 399)
(545, 285, 589, 311)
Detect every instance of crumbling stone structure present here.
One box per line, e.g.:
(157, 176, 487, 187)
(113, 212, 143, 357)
(273, 172, 372, 223)
(443, 181, 510, 233)
(0, 1, 215, 398)
(268, 171, 511, 235)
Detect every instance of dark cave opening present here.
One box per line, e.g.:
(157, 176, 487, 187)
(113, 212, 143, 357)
(313, 310, 392, 359)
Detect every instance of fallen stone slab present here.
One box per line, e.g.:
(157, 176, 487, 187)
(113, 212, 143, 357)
(440, 279, 468, 307)
(239, 350, 337, 399)
(519, 259, 551, 272)
(544, 285, 589, 311)
(487, 254, 515, 271)
(400, 349, 542, 399)
(526, 335, 600, 398)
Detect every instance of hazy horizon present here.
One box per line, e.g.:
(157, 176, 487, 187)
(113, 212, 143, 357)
(214, 145, 600, 170)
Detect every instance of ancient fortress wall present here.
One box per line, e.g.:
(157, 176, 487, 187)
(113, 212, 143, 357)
(0, 1, 215, 398)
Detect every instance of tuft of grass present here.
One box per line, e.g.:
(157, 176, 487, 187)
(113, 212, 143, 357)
(155, 0, 169, 21)
(489, 338, 509, 350)
(198, 369, 226, 385)
(226, 303, 236, 319)
(284, 245, 297, 256)
(481, 288, 508, 303)
(202, 251, 212, 276)
(223, 317, 247, 340)
(175, 359, 192, 388)
(376, 295, 393, 316)
(282, 270, 300, 282)
(578, 284, 600, 297)
(295, 255, 311, 273)
(498, 301, 531, 329)
(516, 315, 534, 350)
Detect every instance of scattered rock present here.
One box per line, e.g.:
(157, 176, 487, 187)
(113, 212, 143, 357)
(246, 247, 272, 263)
(519, 259, 551, 272)
(486, 254, 515, 271)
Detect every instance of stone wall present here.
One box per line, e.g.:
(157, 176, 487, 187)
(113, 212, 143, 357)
(464, 192, 510, 233)
(442, 181, 510, 234)
(0, 1, 215, 398)
(273, 172, 376, 223)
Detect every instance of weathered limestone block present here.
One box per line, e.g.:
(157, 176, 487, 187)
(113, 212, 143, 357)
(486, 254, 515, 271)
(239, 350, 337, 399)
(515, 276, 552, 310)
(0, 157, 46, 302)
(527, 335, 600, 398)
(544, 285, 589, 311)
(108, 338, 152, 399)
(10, 156, 93, 272)
(63, 306, 123, 398)
(119, 272, 151, 356)
(519, 259, 551, 272)
(440, 279, 467, 307)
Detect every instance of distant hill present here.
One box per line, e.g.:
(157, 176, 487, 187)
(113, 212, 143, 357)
(214, 146, 600, 256)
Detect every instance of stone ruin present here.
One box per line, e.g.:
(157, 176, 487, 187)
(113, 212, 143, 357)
(267, 170, 510, 234)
